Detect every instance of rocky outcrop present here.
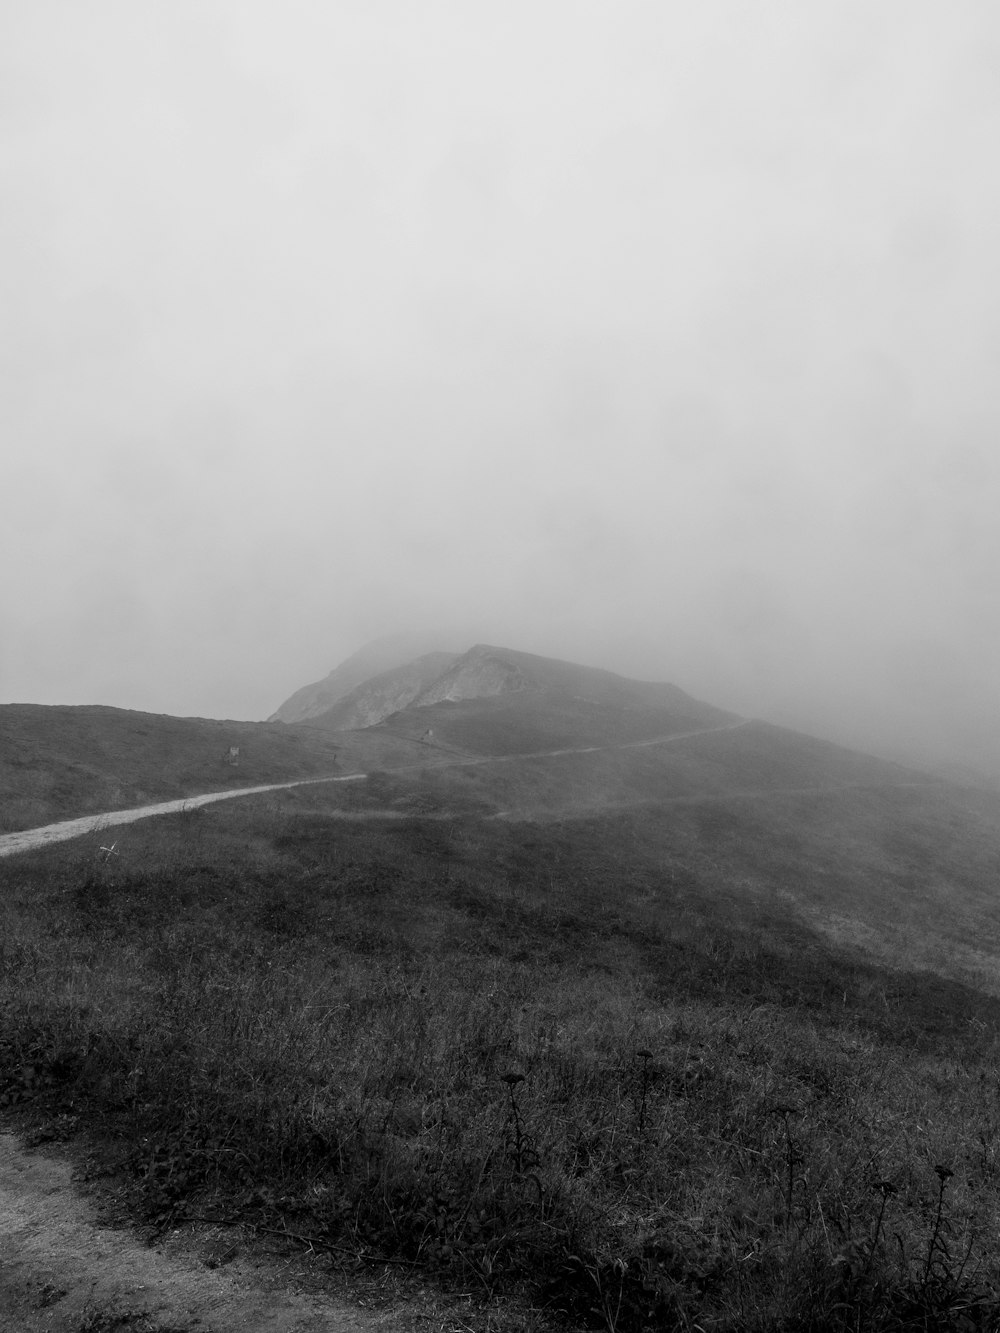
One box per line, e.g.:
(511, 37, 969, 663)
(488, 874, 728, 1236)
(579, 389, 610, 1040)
(414, 645, 528, 705)
(306, 653, 459, 730)
(269, 634, 453, 724)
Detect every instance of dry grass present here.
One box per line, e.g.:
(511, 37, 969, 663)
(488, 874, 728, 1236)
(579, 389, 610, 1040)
(4, 784, 1000, 1329)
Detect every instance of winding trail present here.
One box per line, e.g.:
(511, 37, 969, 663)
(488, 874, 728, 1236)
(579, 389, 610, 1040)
(0, 774, 368, 859)
(0, 720, 753, 860)
(1, 719, 939, 858)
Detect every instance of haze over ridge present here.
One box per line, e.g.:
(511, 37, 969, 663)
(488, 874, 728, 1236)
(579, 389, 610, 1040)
(2, 2, 998, 780)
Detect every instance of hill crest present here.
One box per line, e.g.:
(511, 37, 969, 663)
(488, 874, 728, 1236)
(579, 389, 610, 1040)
(278, 641, 739, 752)
(268, 632, 456, 724)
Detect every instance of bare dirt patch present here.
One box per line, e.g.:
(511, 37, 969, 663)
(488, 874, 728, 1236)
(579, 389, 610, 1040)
(0, 1131, 454, 1332)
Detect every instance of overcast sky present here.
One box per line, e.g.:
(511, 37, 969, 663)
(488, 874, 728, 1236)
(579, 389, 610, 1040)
(2, 2, 999, 774)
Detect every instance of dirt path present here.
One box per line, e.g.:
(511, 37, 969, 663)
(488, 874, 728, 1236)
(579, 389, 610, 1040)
(0, 1132, 409, 1332)
(1, 719, 944, 857)
(0, 774, 366, 859)
(3, 716, 950, 860)
(0, 721, 751, 860)
(520, 717, 753, 758)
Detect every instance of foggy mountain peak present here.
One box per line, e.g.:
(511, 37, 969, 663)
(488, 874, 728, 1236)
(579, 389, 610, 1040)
(413, 645, 530, 706)
(268, 632, 460, 724)
(270, 640, 521, 729)
(271, 639, 736, 738)
(5, 6, 1000, 784)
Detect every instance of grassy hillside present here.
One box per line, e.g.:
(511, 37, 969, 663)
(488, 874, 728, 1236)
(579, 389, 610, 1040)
(4, 713, 1000, 1330)
(374, 687, 736, 757)
(309, 736, 1000, 995)
(0, 703, 445, 832)
(0, 652, 735, 834)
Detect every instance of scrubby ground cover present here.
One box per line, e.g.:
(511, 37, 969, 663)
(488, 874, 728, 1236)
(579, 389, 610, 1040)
(3, 786, 1000, 1330)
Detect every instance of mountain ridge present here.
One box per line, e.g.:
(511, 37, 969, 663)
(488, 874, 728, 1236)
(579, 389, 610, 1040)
(275, 640, 735, 739)
(296, 651, 460, 731)
(268, 632, 456, 724)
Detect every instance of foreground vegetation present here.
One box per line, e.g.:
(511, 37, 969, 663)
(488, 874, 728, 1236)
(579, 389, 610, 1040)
(3, 781, 1000, 1330)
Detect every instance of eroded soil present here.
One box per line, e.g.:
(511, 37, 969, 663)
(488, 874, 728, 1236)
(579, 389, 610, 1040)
(0, 1131, 473, 1332)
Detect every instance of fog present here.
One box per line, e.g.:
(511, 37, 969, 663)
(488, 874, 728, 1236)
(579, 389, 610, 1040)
(2, 2, 999, 777)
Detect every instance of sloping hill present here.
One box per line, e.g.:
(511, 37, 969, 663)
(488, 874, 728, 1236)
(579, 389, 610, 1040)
(0, 645, 736, 832)
(0, 704, 433, 833)
(5, 645, 954, 849)
(386, 644, 737, 753)
(376, 689, 734, 755)
(8, 646, 1000, 1330)
(415, 643, 722, 714)
(302, 643, 737, 748)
